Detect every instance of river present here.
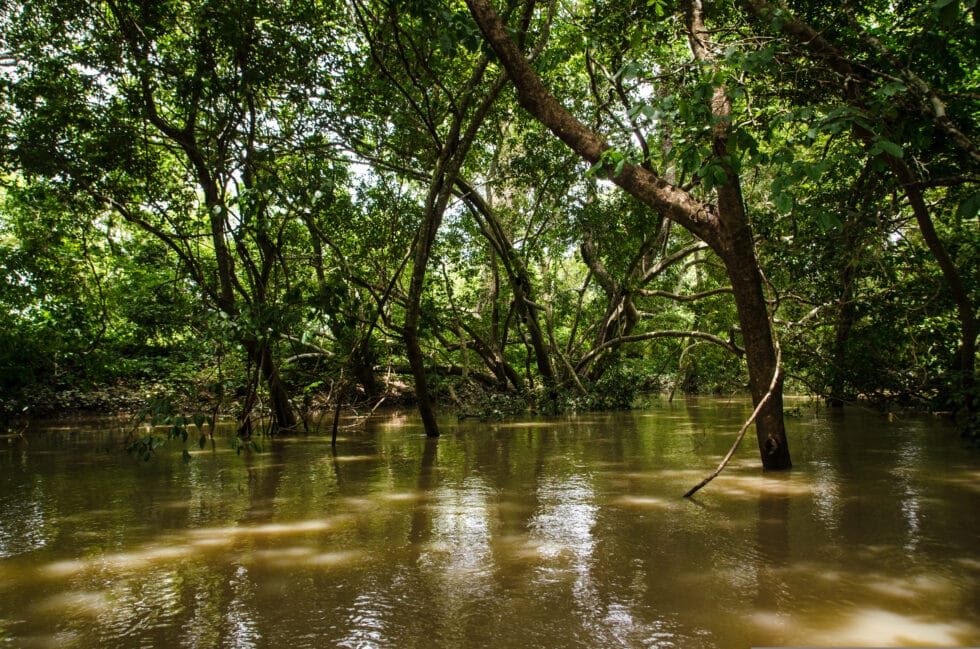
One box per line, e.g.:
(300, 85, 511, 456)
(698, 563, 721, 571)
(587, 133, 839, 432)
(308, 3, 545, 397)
(1, 398, 978, 648)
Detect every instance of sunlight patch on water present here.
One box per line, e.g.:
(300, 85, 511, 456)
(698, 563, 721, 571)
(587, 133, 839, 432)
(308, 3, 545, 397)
(33, 590, 111, 616)
(747, 609, 793, 633)
(954, 556, 980, 571)
(13, 630, 82, 649)
(188, 518, 337, 538)
(309, 550, 364, 567)
(654, 468, 721, 481)
(494, 534, 554, 561)
(706, 474, 813, 498)
(863, 573, 958, 601)
(245, 546, 363, 568)
(810, 608, 979, 647)
(42, 543, 209, 577)
(42, 559, 90, 578)
(619, 471, 672, 481)
(342, 497, 375, 510)
(376, 491, 423, 502)
(610, 495, 675, 510)
(933, 471, 980, 494)
(493, 421, 569, 429)
(42, 518, 342, 577)
(329, 454, 379, 463)
(785, 562, 847, 583)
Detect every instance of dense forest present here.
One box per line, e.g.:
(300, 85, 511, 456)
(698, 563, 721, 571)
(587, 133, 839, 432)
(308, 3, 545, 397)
(1, 0, 978, 464)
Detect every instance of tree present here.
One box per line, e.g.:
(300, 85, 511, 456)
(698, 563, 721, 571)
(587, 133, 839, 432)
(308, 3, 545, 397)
(2, 0, 351, 432)
(465, 0, 791, 469)
(738, 0, 979, 426)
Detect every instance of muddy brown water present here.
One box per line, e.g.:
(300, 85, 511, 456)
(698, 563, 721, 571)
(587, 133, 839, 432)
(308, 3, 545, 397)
(1, 398, 978, 648)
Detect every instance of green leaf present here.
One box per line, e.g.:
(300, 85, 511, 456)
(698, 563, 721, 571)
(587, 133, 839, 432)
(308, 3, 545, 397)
(647, 0, 666, 17)
(870, 138, 903, 158)
(711, 166, 729, 187)
(199, 433, 207, 450)
(958, 192, 980, 220)
(933, 0, 957, 8)
(816, 212, 843, 231)
(806, 160, 831, 182)
(774, 192, 794, 214)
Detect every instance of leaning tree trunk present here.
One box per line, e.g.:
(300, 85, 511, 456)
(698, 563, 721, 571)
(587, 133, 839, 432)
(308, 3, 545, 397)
(405, 221, 442, 437)
(685, 0, 790, 470)
(720, 226, 791, 469)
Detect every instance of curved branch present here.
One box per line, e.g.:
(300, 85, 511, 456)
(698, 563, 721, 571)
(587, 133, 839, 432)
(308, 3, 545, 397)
(578, 329, 743, 369)
(639, 241, 711, 285)
(464, 0, 720, 245)
(684, 340, 782, 498)
(637, 287, 733, 301)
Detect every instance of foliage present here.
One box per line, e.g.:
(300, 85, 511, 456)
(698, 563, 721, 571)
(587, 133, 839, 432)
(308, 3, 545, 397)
(0, 0, 976, 438)
(125, 395, 215, 463)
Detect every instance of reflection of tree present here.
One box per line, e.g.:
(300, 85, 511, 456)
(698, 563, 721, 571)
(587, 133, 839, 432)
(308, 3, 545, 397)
(409, 438, 439, 546)
(240, 441, 288, 525)
(754, 488, 791, 615)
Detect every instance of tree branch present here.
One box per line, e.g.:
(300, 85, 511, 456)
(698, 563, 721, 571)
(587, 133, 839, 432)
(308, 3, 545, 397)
(683, 340, 782, 498)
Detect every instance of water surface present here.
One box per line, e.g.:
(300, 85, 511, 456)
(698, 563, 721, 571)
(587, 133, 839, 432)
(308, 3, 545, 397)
(1, 398, 978, 648)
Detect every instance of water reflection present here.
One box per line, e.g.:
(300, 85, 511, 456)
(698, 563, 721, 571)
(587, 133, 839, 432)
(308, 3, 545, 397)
(895, 427, 925, 554)
(0, 477, 51, 558)
(223, 565, 262, 649)
(0, 403, 977, 648)
(423, 477, 495, 596)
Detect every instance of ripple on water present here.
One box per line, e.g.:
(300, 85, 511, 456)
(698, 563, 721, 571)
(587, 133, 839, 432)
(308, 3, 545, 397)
(4, 406, 979, 649)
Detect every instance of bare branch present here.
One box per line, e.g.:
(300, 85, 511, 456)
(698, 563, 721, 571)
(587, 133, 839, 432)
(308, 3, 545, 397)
(637, 287, 733, 301)
(578, 329, 743, 369)
(684, 340, 782, 498)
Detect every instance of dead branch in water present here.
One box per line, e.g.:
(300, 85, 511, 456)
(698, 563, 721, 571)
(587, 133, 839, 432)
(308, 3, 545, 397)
(683, 340, 783, 498)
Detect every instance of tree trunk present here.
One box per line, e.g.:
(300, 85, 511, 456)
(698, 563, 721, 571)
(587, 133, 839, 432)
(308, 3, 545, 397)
(887, 159, 977, 399)
(721, 227, 791, 469)
(458, 180, 558, 391)
(244, 339, 298, 432)
(405, 285, 441, 437)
